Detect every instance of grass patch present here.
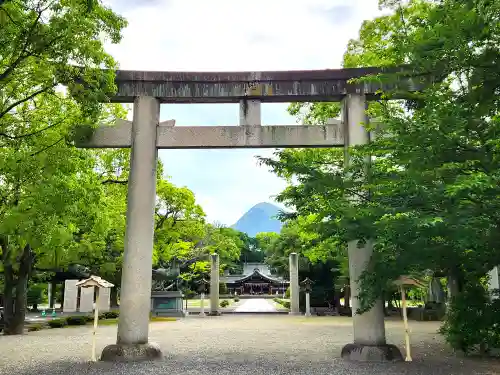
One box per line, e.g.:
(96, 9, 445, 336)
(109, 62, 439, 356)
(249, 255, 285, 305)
(97, 318, 119, 325)
(96, 317, 177, 326)
(186, 299, 210, 308)
(186, 299, 234, 308)
(273, 298, 290, 309)
(27, 323, 46, 332)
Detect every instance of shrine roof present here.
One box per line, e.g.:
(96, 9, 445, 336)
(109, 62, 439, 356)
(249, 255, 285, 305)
(221, 270, 289, 284)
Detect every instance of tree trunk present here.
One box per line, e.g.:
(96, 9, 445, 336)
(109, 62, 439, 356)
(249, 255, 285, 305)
(49, 280, 57, 308)
(60, 281, 65, 310)
(343, 285, 350, 308)
(3, 244, 32, 335)
(110, 287, 119, 308)
(3, 265, 15, 332)
(333, 290, 341, 315)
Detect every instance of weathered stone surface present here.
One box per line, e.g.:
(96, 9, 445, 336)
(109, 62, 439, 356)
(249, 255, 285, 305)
(78, 123, 344, 149)
(100, 342, 162, 362)
(289, 253, 300, 315)
(110, 67, 421, 103)
(341, 343, 403, 362)
(62, 280, 78, 313)
(210, 254, 220, 316)
(116, 96, 159, 347)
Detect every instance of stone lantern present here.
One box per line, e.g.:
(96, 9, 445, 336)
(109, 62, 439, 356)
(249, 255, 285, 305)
(197, 278, 209, 316)
(300, 277, 314, 317)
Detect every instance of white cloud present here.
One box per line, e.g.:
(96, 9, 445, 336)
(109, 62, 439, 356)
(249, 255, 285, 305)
(103, 0, 382, 225)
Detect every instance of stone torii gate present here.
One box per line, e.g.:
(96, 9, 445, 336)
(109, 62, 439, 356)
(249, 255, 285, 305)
(78, 67, 414, 362)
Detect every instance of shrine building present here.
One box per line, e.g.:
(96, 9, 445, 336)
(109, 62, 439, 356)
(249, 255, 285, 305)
(220, 263, 289, 295)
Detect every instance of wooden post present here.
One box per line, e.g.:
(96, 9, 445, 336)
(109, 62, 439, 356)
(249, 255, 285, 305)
(400, 285, 412, 361)
(92, 287, 100, 362)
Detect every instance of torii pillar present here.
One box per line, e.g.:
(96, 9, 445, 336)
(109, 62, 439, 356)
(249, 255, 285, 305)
(101, 96, 163, 361)
(340, 94, 403, 362)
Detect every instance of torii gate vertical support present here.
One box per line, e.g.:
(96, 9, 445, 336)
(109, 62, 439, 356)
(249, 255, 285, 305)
(101, 96, 163, 361)
(339, 94, 402, 362)
(79, 67, 415, 362)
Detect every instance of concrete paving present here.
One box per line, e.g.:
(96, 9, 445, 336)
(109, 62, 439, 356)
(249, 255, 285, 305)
(233, 298, 277, 313)
(1, 316, 498, 375)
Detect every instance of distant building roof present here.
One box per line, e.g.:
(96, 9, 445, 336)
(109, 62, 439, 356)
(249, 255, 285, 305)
(242, 262, 272, 276)
(221, 269, 289, 285)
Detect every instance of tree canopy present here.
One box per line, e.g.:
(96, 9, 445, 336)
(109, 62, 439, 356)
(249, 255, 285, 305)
(258, 0, 500, 352)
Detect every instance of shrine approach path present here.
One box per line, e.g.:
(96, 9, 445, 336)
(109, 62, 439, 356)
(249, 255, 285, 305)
(233, 298, 277, 312)
(1, 315, 499, 375)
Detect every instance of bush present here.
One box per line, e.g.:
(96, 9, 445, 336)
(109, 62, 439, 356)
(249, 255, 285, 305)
(84, 315, 94, 322)
(27, 323, 45, 332)
(275, 299, 290, 309)
(66, 316, 88, 326)
(285, 287, 291, 299)
(440, 283, 500, 355)
(103, 311, 119, 319)
(47, 318, 67, 328)
(233, 296, 240, 302)
(220, 300, 230, 308)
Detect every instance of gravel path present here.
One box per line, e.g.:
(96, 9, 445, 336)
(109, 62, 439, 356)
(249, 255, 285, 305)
(233, 298, 277, 312)
(1, 316, 498, 375)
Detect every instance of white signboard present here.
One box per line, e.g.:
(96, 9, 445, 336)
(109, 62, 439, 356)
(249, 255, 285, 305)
(97, 288, 111, 312)
(79, 287, 94, 313)
(63, 279, 78, 313)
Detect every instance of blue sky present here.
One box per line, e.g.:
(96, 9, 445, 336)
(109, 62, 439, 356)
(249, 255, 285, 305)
(103, 0, 382, 225)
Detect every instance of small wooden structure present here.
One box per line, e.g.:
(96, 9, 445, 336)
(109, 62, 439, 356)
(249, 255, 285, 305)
(393, 275, 426, 362)
(76, 276, 114, 362)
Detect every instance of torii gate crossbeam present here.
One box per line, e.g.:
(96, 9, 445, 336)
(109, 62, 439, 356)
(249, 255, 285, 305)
(81, 67, 416, 363)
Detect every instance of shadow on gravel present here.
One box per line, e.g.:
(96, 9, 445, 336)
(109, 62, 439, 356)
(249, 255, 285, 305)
(9, 354, 500, 375)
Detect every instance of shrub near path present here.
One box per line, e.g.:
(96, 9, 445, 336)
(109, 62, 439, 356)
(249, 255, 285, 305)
(25, 311, 176, 332)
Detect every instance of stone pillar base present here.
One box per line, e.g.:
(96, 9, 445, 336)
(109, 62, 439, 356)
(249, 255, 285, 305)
(101, 342, 162, 362)
(288, 311, 302, 316)
(208, 311, 221, 316)
(341, 343, 403, 362)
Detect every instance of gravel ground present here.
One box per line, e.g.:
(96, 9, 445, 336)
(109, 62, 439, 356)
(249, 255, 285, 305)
(1, 315, 499, 375)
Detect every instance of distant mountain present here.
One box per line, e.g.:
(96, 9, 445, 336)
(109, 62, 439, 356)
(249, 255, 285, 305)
(231, 202, 283, 237)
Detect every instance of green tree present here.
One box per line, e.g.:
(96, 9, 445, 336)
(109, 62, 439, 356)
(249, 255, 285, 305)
(0, 0, 126, 126)
(261, 0, 500, 351)
(256, 218, 342, 309)
(0, 0, 126, 334)
(238, 232, 264, 263)
(69, 148, 130, 307)
(153, 178, 206, 267)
